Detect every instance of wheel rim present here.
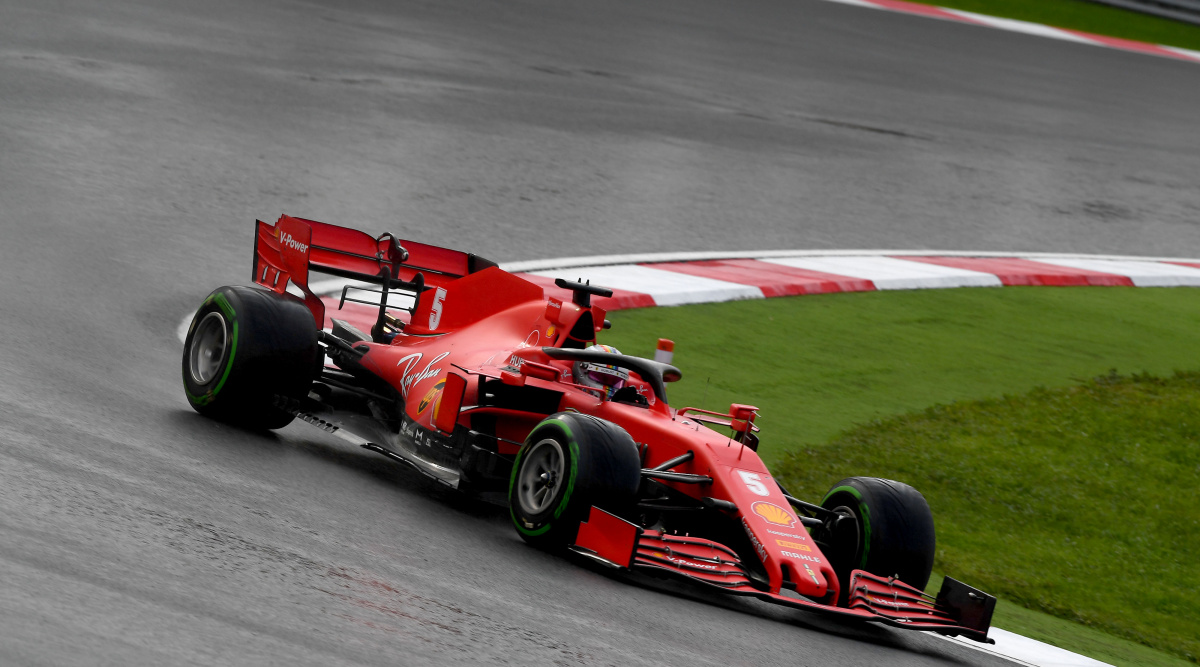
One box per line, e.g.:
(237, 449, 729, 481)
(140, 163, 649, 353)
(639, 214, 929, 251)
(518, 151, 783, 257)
(189, 311, 229, 385)
(517, 438, 566, 515)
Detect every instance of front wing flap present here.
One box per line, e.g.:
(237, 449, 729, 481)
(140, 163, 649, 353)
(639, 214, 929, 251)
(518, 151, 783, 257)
(571, 507, 994, 644)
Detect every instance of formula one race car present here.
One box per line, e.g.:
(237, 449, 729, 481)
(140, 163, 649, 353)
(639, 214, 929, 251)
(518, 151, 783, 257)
(182, 215, 996, 643)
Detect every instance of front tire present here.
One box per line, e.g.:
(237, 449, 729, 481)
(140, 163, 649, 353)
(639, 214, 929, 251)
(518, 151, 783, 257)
(509, 413, 641, 549)
(817, 476, 936, 606)
(182, 285, 319, 430)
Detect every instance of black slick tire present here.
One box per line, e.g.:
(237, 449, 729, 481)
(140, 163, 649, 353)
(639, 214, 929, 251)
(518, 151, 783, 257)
(182, 285, 319, 430)
(508, 413, 641, 549)
(819, 476, 936, 606)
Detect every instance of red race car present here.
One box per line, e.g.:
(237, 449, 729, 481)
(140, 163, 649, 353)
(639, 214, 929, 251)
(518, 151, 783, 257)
(182, 215, 996, 643)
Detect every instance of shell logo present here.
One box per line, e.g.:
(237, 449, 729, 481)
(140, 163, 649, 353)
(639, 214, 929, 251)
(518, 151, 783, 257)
(751, 501, 798, 528)
(417, 379, 446, 416)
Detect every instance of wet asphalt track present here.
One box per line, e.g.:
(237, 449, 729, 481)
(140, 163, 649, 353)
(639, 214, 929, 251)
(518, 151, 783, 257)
(2, 0, 1198, 664)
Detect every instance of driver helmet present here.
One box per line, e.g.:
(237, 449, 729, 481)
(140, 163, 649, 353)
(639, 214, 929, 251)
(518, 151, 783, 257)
(574, 344, 629, 399)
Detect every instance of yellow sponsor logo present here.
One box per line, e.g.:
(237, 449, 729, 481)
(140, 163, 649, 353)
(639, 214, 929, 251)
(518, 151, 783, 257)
(775, 540, 811, 551)
(751, 501, 798, 528)
(417, 379, 446, 416)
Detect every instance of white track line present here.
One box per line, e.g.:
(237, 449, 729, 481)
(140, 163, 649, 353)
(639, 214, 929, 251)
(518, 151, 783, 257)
(940, 9, 1100, 45)
(1164, 44, 1200, 60)
(820, 0, 895, 8)
(934, 628, 1114, 667)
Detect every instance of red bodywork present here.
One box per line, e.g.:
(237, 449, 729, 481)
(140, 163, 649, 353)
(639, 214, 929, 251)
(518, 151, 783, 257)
(252, 215, 993, 642)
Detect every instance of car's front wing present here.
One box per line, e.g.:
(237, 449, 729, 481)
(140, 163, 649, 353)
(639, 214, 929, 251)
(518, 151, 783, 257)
(572, 507, 995, 644)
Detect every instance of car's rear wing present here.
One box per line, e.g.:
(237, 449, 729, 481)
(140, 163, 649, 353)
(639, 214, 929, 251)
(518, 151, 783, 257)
(252, 214, 498, 330)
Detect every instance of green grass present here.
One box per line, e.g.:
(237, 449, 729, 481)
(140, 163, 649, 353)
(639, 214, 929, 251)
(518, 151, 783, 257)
(903, 0, 1200, 51)
(789, 373, 1200, 663)
(601, 287, 1200, 665)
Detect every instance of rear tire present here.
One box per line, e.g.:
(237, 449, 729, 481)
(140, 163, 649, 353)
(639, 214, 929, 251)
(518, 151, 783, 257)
(818, 476, 936, 606)
(509, 413, 641, 549)
(182, 285, 319, 430)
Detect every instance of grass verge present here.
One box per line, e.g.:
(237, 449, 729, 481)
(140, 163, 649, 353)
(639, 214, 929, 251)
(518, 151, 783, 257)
(900, 0, 1200, 51)
(781, 373, 1200, 663)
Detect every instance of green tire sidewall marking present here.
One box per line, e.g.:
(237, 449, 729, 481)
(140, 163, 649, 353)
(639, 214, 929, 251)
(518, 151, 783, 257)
(552, 437, 579, 521)
(213, 291, 235, 319)
(510, 417, 579, 537)
(184, 292, 239, 407)
(823, 484, 872, 569)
